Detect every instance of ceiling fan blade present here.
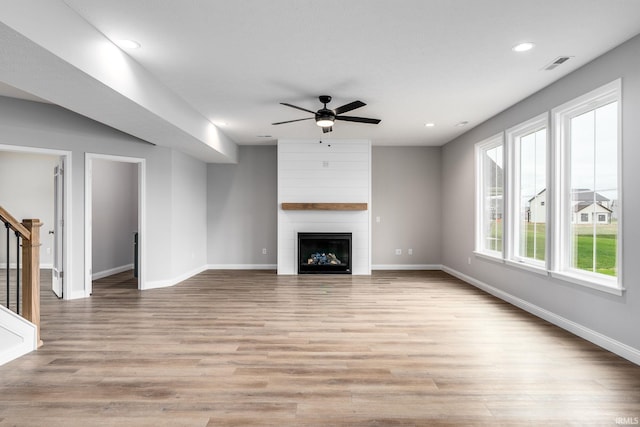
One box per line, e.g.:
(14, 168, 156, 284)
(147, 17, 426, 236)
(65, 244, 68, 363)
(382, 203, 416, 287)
(272, 117, 314, 125)
(322, 126, 333, 134)
(334, 100, 365, 115)
(335, 116, 381, 124)
(280, 102, 316, 114)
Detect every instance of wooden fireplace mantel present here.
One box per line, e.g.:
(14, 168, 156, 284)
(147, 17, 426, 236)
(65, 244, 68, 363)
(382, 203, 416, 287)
(281, 202, 368, 211)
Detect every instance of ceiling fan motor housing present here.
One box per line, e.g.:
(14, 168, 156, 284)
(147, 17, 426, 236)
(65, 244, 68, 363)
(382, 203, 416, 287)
(316, 108, 336, 124)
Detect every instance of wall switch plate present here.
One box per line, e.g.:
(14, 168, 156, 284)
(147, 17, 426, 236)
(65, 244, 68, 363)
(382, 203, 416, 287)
(262, 248, 267, 255)
(376, 216, 381, 223)
(468, 257, 471, 264)
(395, 249, 402, 255)
(408, 249, 413, 255)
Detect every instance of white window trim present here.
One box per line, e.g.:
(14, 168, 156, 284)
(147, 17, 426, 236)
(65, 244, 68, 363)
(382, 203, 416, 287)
(551, 79, 623, 293)
(475, 133, 504, 260)
(505, 113, 549, 269)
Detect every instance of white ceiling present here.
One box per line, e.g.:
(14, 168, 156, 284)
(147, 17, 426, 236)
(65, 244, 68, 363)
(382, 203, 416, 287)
(2, 0, 640, 159)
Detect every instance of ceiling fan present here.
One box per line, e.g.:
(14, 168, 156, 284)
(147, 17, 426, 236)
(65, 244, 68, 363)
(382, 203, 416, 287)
(272, 95, 381, 133)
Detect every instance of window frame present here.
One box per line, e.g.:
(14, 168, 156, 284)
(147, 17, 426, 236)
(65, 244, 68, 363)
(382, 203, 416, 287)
(551, 79, 623, 294)
(474, 133, 505, 260)
(505, 113, 549, 272)
(472, 80, 624, 296)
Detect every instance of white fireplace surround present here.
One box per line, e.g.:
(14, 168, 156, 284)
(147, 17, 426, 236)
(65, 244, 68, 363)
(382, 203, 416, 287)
(277, 139, 371, 275)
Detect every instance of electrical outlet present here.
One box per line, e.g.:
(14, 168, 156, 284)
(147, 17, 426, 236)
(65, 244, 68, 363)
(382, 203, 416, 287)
(46, 247, 51, 255)
(395, 249, 402, 255)
(408, 249, 413, 255)
(262, 248, 267, 255)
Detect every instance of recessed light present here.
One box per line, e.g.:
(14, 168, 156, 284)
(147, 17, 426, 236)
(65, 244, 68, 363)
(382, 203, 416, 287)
(116, 39, 141, 49)
(213, 121, 228, 127)
(424, 123, 435, 128)
(512, 42, 535, 52)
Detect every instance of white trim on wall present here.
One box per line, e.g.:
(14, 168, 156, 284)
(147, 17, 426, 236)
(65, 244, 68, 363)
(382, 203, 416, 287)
(372, 264, 442, 270)
(442, 265, 640, 366)
(144, 265, 208, 290)
(207, 264, 277, 270)
(92, 264, 135, 281)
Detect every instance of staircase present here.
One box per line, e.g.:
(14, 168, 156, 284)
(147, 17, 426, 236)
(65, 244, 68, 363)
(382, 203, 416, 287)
(0, 206, 41, 365)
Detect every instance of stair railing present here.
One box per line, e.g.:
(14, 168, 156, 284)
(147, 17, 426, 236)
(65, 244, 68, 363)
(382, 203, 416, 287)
(0, 206, 41, 345)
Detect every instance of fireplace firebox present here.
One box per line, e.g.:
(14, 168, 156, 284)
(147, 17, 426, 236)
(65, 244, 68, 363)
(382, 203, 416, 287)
(298, 232, 352, 274)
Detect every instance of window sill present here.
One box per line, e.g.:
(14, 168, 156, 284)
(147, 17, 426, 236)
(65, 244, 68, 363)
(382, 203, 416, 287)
(505, 259, 548, 276)
(473, 251, 504, 264)
(550, 271, 624, 296)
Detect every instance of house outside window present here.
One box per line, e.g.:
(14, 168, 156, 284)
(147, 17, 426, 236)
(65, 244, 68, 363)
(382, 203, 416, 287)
(506, 114, 547, 266)
(552, 79, 621, 290)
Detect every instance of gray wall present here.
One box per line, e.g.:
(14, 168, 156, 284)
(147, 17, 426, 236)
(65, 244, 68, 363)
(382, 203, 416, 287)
(91, 158, 137, 276)
(205, 145, 443, 268)
(171, 150, 208, 276)
(207, 146, 277, 266)
(0, 151, 58, 267)
(441, 34, 640, 351)
(0, 96, 208, 297)
(372, 146, 442, 266)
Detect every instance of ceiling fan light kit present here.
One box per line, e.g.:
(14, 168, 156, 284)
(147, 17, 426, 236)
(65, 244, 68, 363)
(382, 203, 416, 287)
(273, 95, 380, 133)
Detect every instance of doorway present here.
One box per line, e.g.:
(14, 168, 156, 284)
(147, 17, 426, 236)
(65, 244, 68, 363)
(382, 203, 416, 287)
(0, 145, 71, 299)
(85, 154, 145, 294)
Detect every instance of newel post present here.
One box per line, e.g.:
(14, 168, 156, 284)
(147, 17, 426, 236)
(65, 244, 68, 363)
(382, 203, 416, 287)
(21, 218, 42, 346)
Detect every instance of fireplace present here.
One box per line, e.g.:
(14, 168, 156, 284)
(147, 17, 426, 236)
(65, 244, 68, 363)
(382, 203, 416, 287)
(298, 232, 352, 274)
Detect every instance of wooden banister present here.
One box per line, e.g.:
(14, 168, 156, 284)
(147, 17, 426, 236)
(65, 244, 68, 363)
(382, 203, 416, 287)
(21, 219, 42, 346)
(0, 206, 30, 240)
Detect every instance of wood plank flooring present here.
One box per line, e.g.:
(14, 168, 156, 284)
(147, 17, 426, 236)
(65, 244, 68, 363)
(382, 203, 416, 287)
(1, 270, 639, 426)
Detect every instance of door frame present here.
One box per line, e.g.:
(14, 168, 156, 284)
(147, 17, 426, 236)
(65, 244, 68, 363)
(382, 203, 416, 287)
(85, 153, 146, 295)
(0, 144, 72, 300)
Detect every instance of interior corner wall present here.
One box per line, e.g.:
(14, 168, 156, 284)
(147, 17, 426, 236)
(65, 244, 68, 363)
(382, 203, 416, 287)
(206, 145, 277, 267)
(372, 146, 442, 268)
(441, 33, 640, 354)
(91, 158, 137, 277)
(0, 151, 58, 267)
(0, 95, 205, 297)
(170, 150, 207, 277)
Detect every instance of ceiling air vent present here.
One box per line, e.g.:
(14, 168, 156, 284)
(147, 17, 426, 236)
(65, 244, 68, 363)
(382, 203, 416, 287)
(543, 56, 573, 71)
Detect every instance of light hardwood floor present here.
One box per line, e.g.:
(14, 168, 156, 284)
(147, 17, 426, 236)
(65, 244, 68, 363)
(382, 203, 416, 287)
(1, 270, 639, 426)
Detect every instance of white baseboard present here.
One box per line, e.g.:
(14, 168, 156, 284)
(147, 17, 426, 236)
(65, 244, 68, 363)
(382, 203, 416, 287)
(207, 264, 277, 270)
(372, 264, 443, 270)
(143, 265, 209, 290)
(441, 265, 640, 366)
(92, 264, 134, 281)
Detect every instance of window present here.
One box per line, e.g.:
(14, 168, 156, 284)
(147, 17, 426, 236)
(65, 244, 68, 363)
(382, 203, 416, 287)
(507, 114, 547, 267)
(475, 134, 504, 258)
(553, 79, 621, 290)
(473, 79, 622, 295)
